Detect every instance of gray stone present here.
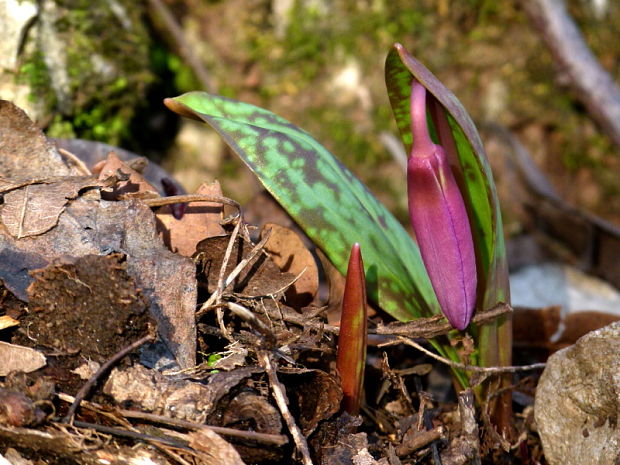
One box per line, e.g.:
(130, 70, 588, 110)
(535, 322, 620, 465)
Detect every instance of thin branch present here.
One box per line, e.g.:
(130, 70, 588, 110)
(258, 351, 314, 465)
(147, 0, 215, 92)
(63, 334, 154, 423)
(379, 336, 546, 374)
(198, 228, 272, 316)
(520, 0, 620, 148)
(143, 193, 240, 216)
(71, 420, 189, 449)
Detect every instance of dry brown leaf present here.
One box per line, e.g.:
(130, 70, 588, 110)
(1, 176, 100, 238)
(156, 181, 226, 256)
(0, 197, 197, 368)
(0, 315, 19, 330)
(188, 428, 247, 465)
(94, 151, 159, 199)
(0, 101, 79, 178)
(54, 138, 186, 197)
(195, 235, 296, 297)
(261, 222, 319, 308)
(0, 341, 46, 376)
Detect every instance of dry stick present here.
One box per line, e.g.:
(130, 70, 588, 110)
(204, 218, 241, 319)
(72, 420, 189, 449)
(258, 351, 314, 465)
(257, 301, 511, 339)
(214, 219, 243, 341)
(147, 0, 215, 92)
(143, 193, 240, 214)
(57, 393, 289, 446)
(63, 334, 154, 423)
(379, 336, 546, 374)
(122, 409, 289, 446)
(520, 0, 620, 148)
(198, 229, 272, 316)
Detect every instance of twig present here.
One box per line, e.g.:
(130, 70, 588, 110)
(147, 0, 215, 92)
(380, 336, 546, 374)
(198, 219, 242, 319)
(413, 377, 442, 465)
(258, 351, 314, 465)
(71, 420, 189, 449)
(198, 228, 272, 316)
(143, 193, 240, 216)
(62, 334, 154, 423)
(57, 392, 288, 446)
(520, 0, 620, 148)
(375, 303, 512, 338)
(227, 301, 276, 344)
(123, 409, 288, 446)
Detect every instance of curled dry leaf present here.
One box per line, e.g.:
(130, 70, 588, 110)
(1, 176, 101, 238)
(0, 341, 46, 376)
(261, 222, 319, 308)
(156, 180, 226, 256)
(93, 151, 159, 200)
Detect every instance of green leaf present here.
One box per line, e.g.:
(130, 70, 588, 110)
(165, 93, 439, 322)
(385, 43, 510, 314)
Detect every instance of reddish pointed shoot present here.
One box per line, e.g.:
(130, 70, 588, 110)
(336, 243, 368, 416)
(407, 82, 477, 330)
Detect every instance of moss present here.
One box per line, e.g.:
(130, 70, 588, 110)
(15, 0, 155, 145)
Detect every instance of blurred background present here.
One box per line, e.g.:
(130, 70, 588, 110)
(2, 0, 620, 229)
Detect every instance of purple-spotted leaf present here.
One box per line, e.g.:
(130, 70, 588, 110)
(164, 94, 440, 322)
(336, 243, 367, 415)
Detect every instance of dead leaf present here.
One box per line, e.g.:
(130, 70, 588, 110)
(195, 235, 296, 297)
(261, 222, 319, 308)
(0, 342, 46, 376)
(188, 428, 247, 465)
(280, 368, 342, 435)
(94, 151, 159, 200)
(0, 197, 197, 368)
(53, 138, 186, 197)
(156, 181, 226, 256)
(0, 101, 79, 178)
(1, 176, 100, 238)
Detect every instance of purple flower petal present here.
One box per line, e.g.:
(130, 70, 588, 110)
(407, 82, 477, 330)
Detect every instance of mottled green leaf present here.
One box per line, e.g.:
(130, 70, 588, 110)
(385, 43, 510, 314)
(165, 93, 440, 321)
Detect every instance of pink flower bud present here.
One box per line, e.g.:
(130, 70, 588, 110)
(407, 82, 477, 330)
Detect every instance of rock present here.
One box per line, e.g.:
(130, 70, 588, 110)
(0, 0, 37, 70)
(534, 322, 620, 465)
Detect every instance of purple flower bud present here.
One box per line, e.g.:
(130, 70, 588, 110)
(407, 82, 477, 330)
